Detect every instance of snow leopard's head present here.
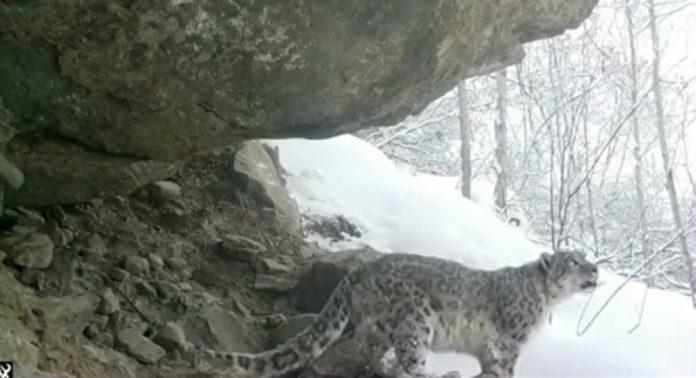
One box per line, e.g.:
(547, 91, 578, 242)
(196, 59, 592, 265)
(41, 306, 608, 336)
(539, 251, 598, 298)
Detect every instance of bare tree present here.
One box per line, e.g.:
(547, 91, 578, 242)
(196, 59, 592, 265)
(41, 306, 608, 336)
(494, 68, 508, 210)
(458, 80, 472, 198)
(648, 0, 695, 307)
(625, 0, 650, 265)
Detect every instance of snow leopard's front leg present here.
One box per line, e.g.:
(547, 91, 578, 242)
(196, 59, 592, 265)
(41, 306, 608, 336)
(475, 338, 520, 378)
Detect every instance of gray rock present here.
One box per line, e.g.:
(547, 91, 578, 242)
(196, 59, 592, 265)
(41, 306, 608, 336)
(0, 316, 40, 368)
(257, 257, 292, 274)
(5, 137, 180, 207)
(298, 245, 322, 260)
(124, 256, 150, 276)
(90, 314, 109, 329)
(77, 233, 108, 260)
(230, 141, 302, 234)
(254, 274, 297, 293)
(293, 247, 381, 313)
(97, 287, 120, 315)
(265, 313, 287, 329)
(152, 280, 179, 302)
(267, 314, 317, 349)
(92, 332, 114, 348)
(184, 305, 262, 353)
(0, 1, 595, 207)
(0, 233, 54, 269)
(0, 154, 24, 190)
(6, 207, 45, 233)
(136, 280, 157, 299)
(0, 250, 5, 264)
(147, 254, 164, 270)
(109, 267, 130, 282)
(19, 268, 45, 290)
(45, 220, 73, 248)
(218, 234, 266, 262)
(36, 293, 100, 335)
(154, 321, 188, 351)
(164, 256, 187, 271)
(116, 328, 166, 365)
(84, 323, 99, 339)
(148, 181, 182, 202)
(82, 344, 135, 377)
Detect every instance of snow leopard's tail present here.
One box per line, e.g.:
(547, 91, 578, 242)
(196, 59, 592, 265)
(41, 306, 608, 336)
(197, 278, 352, 377)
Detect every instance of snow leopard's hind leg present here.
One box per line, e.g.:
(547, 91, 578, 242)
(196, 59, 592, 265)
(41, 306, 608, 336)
(376, 305, 459, 378)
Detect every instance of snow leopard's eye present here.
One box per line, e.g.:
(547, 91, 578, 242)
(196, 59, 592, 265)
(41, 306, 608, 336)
(568, 259, 579, 267)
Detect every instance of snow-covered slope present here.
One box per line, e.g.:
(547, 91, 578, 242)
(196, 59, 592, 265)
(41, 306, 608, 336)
(269, 135, 696, 377)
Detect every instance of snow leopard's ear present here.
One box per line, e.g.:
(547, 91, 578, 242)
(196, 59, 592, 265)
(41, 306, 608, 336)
(539, 252, 553, 272)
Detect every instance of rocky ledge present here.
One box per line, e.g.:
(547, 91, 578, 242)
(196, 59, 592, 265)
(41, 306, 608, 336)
(0, 1, 597, 206)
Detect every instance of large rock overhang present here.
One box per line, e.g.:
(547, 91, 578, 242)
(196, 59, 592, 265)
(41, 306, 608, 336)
(0, 0, 597, 206)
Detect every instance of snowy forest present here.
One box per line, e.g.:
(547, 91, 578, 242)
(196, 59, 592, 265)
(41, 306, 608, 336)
(358, 0, 696, 305)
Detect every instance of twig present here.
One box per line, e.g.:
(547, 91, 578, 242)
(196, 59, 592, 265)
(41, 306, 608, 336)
(628, 285, 649, 334)
(576, 226, 689, 336)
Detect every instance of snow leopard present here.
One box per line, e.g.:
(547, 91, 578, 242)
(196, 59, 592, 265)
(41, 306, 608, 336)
(198, 251, 598, 377)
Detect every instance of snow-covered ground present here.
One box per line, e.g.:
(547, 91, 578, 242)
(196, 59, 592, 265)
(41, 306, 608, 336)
(268, 135, 696, 377)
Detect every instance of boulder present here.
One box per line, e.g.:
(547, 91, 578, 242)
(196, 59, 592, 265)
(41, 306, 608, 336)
(154, 321, 189, 351)
(116, 328, 166, 365)
(184, 304, 261, 353)
(0, 233, 54, 269)
(35, 293, 100, 335)
(217, 234, 267, 262)
(0, 1, 596, 206)
(5, 137, 180, 207)
(293, 247, 382, 313)
(230, 141, 301, 234)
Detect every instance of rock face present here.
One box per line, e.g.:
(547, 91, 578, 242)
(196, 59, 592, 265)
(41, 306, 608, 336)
(0, 1, 597, 206)
(231, 142, 301, 234)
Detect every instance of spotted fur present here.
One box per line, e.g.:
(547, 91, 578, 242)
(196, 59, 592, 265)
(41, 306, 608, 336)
(199, 251, 597, 377)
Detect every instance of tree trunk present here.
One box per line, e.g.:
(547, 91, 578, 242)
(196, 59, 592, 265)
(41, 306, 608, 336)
(494, 69, 508, 210)
(625, 0, 650, 265)
(457, 80, 472, 199)
(648, 0, 696, 307)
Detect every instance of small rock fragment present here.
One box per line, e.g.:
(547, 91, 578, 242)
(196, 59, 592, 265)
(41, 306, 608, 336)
(46, 219, 73, 247)
(165, 256, 187, 270)
(84, 323, 99, 339)
(136, 280, 157, 299)
(147, 254, 164, 270)
(78, 233, 108, 260)
(154, 322, 188, 351)
(97, 288, 120, 315)
(148, 181, 182, 202)
(92, 332, 114, 348)
(218, 234, 267, 262)
(0, 233, 54, 269)
(265, 313, 287, 328)
(116, 328, 166, 365)
(109, 267, 129, 282)
(257, 257, 292, 274)
(253, 274, 296, 292)
(124, 256, 150, 276)
(152, 280, 179, 302)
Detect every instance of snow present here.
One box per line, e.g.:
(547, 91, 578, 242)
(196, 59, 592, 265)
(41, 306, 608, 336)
(268, 135, 696, 377)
